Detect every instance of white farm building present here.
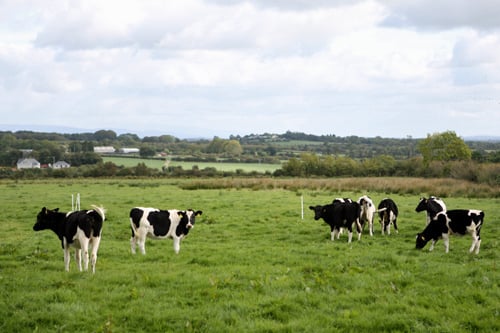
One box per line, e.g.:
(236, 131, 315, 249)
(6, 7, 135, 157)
(118, 148, 140, 154)
(94, 146, 115, 154)
(17, 158, 40, 169)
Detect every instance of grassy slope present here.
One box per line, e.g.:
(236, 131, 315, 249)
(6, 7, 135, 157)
(0, 179, 498, 332)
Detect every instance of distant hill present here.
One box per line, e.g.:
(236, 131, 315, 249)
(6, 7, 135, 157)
(464, 136, 500, 142)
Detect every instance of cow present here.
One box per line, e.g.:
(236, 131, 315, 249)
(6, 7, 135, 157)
(309, 200, 362, 243)
(416, 209, 484, 254)
(415, 196, 447, 225)
(358, 195, 376, 236)
(377, 198, 399, 235)
(33, 205, 106, 273)
(130, 207, 202, 255)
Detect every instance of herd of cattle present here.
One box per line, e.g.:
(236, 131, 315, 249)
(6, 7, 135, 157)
(32, 195, 484, 273)
(309, 195, 484, 255)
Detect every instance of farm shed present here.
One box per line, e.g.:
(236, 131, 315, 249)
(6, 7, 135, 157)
(94, 146, 115, 154)
(53, 161, 71, 169)
(118, 148, 140, 154)
(17, 158, 40, 169)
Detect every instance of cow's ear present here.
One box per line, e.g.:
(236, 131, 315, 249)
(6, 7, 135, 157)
(42, 207, 47, 214)
(177, 211, 186, 217)
(195, 210, 203, 216)
(309, 206, 314, 210)
(54, 208, 59, 212)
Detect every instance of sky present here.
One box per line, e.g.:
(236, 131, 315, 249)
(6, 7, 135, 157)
(1, 0, 500, 139)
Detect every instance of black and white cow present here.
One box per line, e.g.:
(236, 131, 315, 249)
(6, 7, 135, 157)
(309, 200, 362, 243)
(377, 198, 399, 235)
(33, 205, 106, 273)
(358, 195, 376, 236)
(130, 207, 202, 255)
(415, 196, 447, 225)
(416, 209, 484, 254)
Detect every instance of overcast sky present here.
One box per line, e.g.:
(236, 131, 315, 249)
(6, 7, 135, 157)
(1, 0, 499, 139)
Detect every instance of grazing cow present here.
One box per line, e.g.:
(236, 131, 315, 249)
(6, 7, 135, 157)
(358, 195, 376, 236)
(33, 205, 106, 273)
(309, 200, 362, 243)
(377, 198, 399, 235)
(130, 207, 202, 255)
(416, 209, 484, 254)
(415, 196, 447, 225)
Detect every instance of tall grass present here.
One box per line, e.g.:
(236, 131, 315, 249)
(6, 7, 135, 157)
(180, 177, 500, 198)
(0, 178, 498, 332)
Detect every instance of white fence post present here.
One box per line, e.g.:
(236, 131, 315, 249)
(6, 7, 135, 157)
(301, 195, 304, 220)
(71, 193, 81, 211)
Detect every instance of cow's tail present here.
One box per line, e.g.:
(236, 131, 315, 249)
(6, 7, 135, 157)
(90, 205, 106, 222)
(376, 207, 387, 213)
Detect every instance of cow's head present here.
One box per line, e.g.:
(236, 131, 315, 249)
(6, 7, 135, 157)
(415, 197, 428, 212)
(415, 233, 429, 249)
(33, 207, 59, 231)
(309, 205, 324, 220)
(178, 209, 203, 229)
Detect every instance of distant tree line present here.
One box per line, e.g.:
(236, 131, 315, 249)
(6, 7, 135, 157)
(1, 130, 499, 185)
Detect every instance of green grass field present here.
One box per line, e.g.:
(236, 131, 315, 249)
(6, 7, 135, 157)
(103, 156, 281, 173)
(0, 178, 498, 332)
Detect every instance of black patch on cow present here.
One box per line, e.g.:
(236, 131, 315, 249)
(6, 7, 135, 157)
(129, 208, 144, 230)
(146, 210, 172, 237)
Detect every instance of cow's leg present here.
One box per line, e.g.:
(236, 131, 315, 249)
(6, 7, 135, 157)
(429, 240, 436, 252)
(347, 226, 353, 243)
(386, 222, 391, 235)
(368, 217, 373, 237)
(130, 228, 137, 254)
(75, 249, 82, 271)
(173, 237, 181, 254)
(64, 247, 71, 272)
(442, 233, 449, 253)
(81, 239, 90, 271)
(356, 220, 362, 241)
(469, 232, 480, 254)
(393, 216, 398, 234)
(90, 236, 101, 273)
(137, 229, 148, 255)
(475, 239, 481, 254)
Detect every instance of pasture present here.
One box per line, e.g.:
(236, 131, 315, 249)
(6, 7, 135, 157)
(103, 156, 281, 173)
(0, 178, 498, 332)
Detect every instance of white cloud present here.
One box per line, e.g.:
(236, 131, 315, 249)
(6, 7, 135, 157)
(0, 0, 499, 138)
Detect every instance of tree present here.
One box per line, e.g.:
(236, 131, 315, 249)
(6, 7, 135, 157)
(140, 146, 156, 158)
(205, 137, 226, 154)
(94, 130, 117, 142)
(224, 140, 243, 156)
(418, 131, 471, 164)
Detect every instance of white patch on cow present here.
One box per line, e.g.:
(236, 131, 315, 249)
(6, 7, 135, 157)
(468, 210, 482, 216)
(347, 231, 353, 243)
(358, 195, 375, 237)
